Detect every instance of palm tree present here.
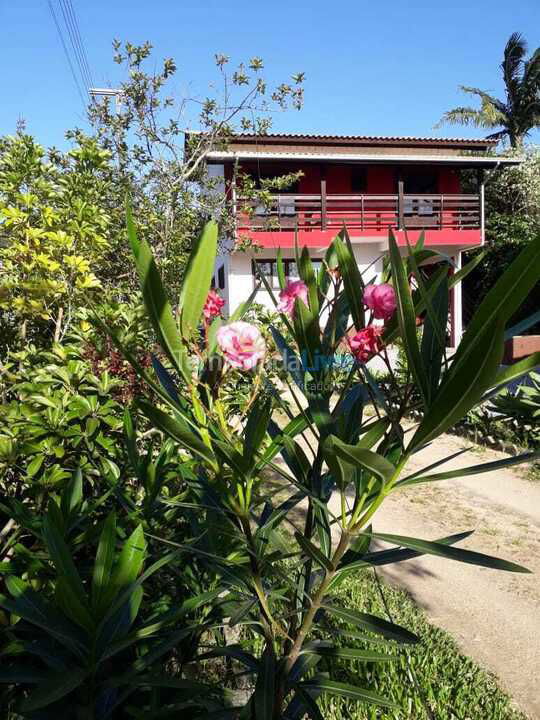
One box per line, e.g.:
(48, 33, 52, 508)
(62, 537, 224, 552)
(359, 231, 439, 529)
(437, 33, 540, 149)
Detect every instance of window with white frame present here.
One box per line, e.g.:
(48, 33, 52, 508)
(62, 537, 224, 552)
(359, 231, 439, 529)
(252, 258, 323, 289)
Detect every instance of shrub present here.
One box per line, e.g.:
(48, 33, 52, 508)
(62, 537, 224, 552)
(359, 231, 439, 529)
(88, 214, 539, 716)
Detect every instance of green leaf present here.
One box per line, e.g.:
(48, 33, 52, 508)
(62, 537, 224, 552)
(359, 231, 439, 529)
(54, 576, 94, 634)
(299, 677, 400, 709)
(1, 579, 85, 657)
(397, 451, 540, 487)
(256, 414, 308, 470)
(327, 436, 396, 485)
(138, 400, 216, 465)
(98, 552, 180, 630)
(276, 247, 286, 290)
(322, 604, 418, 644)
(293, 295, 322, 379)
(318, 241, 339, 295)
(270, 325, 305, 391)
(255, 491, 306, 535)
(322, 435, 354, 489)
(92, 512, 117, 615)
(452, 233, 540, 370)
(294, 532, 333, 572)
(60, 469, 83, 521)
(482, 352, 540, 402)
(420, 273, 448, 404)
(243, 396, 272, 463)
(505, 309, 540, 340)
(332, 532, 474, 588)
(357, 417, 391, 450)
(26, 455, 44, 478)
(110, 524, 147, 592)
(302, 645, 396, 662)
(410, 318, 504, 450)
(370, 532, 531, 573)
(299, 246, 320, 315)
(293, 687, 325, 720)
(127, 202, 190, 380)
(334, 229, 365, 330)
(42, 504, 89, 618)
(124, 409, 141, 477)
(388, 229, 429, 406)
(194, 644, 259, 671)
(254, 646, 276, 720)
(178, 220, 218, 338)
(91, 313, 185, 413)
(20, 667, 88, 712)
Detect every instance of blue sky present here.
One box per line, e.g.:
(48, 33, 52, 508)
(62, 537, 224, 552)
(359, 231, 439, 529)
(1, 0, 539, 149)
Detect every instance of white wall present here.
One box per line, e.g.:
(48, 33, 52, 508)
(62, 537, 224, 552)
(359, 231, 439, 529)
(227, 244, 385, 315)
(220, 242, 466, 348)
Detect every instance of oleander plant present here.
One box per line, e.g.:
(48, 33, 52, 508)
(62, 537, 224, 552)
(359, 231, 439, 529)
(1, 206, 539, 718)
(86, 211, 540, 716)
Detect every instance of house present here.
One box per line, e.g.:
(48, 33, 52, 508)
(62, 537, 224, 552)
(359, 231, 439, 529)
(195, 132, 520, 347)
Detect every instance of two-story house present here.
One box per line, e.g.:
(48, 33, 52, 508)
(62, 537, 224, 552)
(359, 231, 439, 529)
(195, 132, 519, 346)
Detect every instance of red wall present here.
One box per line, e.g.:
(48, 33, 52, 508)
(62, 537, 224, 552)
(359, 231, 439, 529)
(234, 162, 461, 194)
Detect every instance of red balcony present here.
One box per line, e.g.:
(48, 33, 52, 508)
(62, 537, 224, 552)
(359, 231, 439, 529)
(236, 192, 481, 233)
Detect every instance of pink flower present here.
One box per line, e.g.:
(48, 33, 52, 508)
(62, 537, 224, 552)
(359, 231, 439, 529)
(216, 321, 266, 370)
(277, 280, 308, 316)
(363, 283, 396, 321)
(347, 325, 383, 363)
(203, 290, 225, 320)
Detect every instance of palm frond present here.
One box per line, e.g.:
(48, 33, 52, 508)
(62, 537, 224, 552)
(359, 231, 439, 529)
(460, 86, 507, 114)
(484, 128, 510, 141)
(435, 107, 489, 129)
(501, 32, 528, 102)
(522, 48, 540, 94)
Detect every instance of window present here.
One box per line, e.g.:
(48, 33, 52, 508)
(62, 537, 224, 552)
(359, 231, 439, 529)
(351, 167, 367, 193)
(253, 258, 323, 289)
(403, 170, 438, 194)
(253, 259, 280, 289)
(217, 265, 225, 290)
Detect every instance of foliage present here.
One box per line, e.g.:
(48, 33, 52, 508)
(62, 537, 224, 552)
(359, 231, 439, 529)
(87, 40, 305, 290)
(91, 214, 539, 717)
(489, 371, 540, 446)
(0, 485, 222, 718)
(463, 149, 540, 331)
(0, 341, 131, 497)
(437, 32, 540, 148)
(0, 132, 127, 348)
(318, 573, 526, 720)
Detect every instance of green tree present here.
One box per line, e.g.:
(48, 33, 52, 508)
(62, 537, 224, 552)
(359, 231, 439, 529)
(463, 149, 540, 331)
(437, 32, 540, 148)
(87, 41, 305, 293)
(0, 133, 122, 346)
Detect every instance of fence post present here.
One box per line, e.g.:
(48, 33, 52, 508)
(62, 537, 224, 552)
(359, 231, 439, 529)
(321, 176, 327, 230)
(398, 180, 405, 230)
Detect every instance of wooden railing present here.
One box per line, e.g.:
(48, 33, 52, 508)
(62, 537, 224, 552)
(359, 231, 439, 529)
(236, 193, 481, 232)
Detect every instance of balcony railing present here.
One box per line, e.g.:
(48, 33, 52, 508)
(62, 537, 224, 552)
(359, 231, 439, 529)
(236, 193, 481, 232)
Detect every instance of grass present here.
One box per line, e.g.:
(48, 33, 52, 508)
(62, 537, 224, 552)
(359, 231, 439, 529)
(315, 571, 527, 720)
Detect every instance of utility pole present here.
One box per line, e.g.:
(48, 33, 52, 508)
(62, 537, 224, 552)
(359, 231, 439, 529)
(89, 87, 124, 112)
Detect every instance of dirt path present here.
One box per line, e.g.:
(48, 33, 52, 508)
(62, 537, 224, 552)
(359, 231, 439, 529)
(328, 435, 540, 718)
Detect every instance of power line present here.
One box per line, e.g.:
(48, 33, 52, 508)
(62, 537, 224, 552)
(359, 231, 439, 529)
(63, 0, 94, 92)
(58, 0, 92, 100)
(47, 0, 86, 110)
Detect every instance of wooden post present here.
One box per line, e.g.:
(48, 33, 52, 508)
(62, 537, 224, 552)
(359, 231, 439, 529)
(477, 169, 485, 243)
(398, 179, 405, 230)
(440, 194, 444, 229)
(321, 166, 327, 230)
